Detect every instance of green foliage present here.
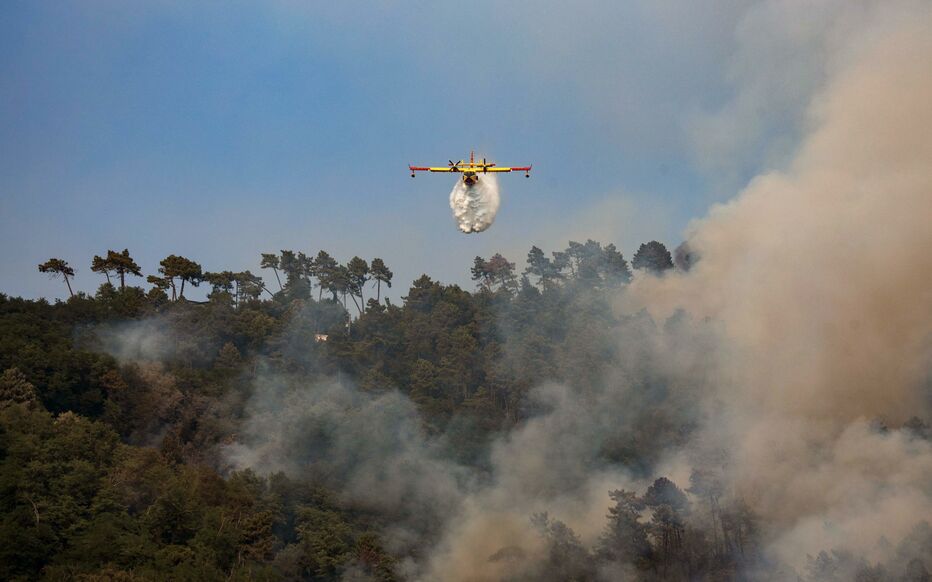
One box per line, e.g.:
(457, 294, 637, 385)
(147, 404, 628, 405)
(0, 366, 39, 409)
(632, 240, 674, 273)
(0, 295, 120, 416)
(0, 400, 388, 580)
(531, 512, 595, 580)
(346, 256, 370, 314)
(260, 253, 283, 292)
(92, 250, 143, 292)
(158, 255, 203, 300)
(6, 241, 929, 580)
(313, 251, 339, 301)
(38, 258, 76, 297)
(598, 489, 652, 568)
(0, 405, 121, 579)
(369, 258, 393, 303)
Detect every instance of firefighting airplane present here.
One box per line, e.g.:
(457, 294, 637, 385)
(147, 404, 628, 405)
(409, 151, 531, 186)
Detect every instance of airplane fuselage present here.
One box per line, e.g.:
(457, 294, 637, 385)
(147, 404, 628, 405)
(408, 151, 531, 184)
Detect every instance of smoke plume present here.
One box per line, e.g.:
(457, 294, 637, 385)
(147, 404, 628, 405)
(449, 174, 501, 233)
(221, 372, 470, 550)
(430, 2, 932, 576)
(219, 2, 932, 579)
(624, 3, 932, 571)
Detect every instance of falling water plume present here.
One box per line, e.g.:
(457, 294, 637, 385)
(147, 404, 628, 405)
(449, 174, 501, 233)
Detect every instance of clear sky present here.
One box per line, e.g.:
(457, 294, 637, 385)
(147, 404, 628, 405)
(1, 1, 827, 300)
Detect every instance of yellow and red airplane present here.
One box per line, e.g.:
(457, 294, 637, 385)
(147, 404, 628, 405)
(409, 151, 531, 186)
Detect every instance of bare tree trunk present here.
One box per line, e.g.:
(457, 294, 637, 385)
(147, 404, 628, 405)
(64, 275, 74, 298)
(349, 292, 362, 315)
(376, 279, 381, 302)
(273, 268, 283, 291)
(27, 496, 40, 524)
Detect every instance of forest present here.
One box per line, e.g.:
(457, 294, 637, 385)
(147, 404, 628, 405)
(3, 241, 930, 581)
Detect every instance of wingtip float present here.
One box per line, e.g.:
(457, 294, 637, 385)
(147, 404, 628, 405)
(409, 150, 531, 186)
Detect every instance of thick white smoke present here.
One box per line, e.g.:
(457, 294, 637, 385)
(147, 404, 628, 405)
(427, 2, 932, 578)
(624, 3, 932, 572)
(449, 174, 501, 233)
(214, 3, 932, 579)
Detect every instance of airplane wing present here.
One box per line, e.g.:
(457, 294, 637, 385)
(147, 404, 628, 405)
(410, 162, 531, 174)
(485, 165, 532, 173)
(409, 165, 457, 172)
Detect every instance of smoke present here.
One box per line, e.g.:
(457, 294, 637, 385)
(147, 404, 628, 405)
(427, 2, 932, 576)
(221, 372, 470, 547)
(222, 368, 661, 580)
(89, 307, 222, 366)
(218, 2, 932, 579)
(421, 378, 658, 581)
(449, 174, 501, 233)
(92, 318, 178, 363)
(220, 302, 714, 580)
(624, 2, 932, 571)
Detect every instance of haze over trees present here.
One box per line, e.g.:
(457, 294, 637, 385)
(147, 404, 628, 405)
(6, 239, 929, 580)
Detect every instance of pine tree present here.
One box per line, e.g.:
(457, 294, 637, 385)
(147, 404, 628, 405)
(260, 253, 283, 291)
(370, 258, 393, 302)
(632, 241, 674, 273)
(38, 258, 76, 297)
(158, 255, 202, 300)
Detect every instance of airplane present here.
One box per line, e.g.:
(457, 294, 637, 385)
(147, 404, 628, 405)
(409, 151, 531, 186)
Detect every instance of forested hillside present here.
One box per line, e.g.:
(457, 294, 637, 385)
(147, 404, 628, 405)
(2, 241, 929, 581)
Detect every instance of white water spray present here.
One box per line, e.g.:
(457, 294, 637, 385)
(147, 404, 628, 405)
(449, 174, 500, 233)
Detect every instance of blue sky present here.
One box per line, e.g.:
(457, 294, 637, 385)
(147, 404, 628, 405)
(1, 1, 818, 300)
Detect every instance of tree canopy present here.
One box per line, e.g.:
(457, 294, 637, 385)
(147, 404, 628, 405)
(632, 240, 674, 273)
(5, 239, 928, 580)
